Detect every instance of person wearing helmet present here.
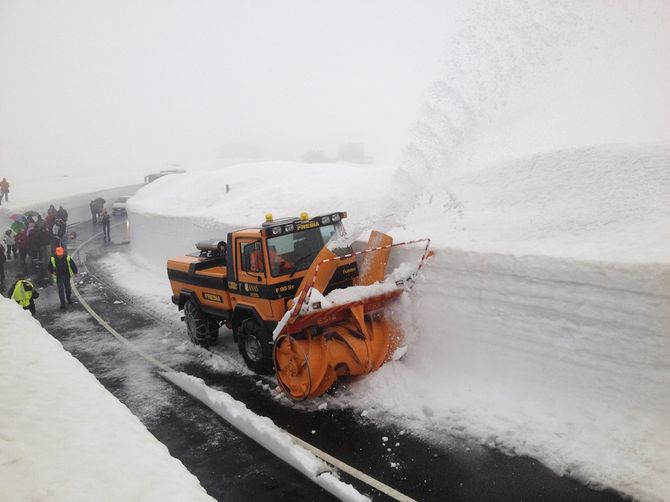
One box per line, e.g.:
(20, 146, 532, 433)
(48, 246, 78, 309)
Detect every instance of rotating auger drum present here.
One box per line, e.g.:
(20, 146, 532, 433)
(274, 302, 403, 400)
(272, 231, 431, 401)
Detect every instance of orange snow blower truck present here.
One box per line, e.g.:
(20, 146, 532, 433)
(167, 211, 430, 400)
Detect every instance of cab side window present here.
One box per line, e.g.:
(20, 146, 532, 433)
(241, 241, 264, 274)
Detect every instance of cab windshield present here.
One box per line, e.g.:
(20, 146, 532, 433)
(267, 223, 340, 277)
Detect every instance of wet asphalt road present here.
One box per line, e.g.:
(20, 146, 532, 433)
(4, 214, 628, 502)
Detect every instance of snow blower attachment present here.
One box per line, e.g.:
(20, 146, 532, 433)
(273, 233, 431, 400)
(167, 211, 430, 400)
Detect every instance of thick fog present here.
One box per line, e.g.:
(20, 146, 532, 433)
(2, 1, 668, 192)
(0, 0, 464, 184)
(399, 2, 670, 186)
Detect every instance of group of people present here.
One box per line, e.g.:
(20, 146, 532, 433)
(0, 204, 70, 285)
(3, 196, 117, 315)
(2, 203, 78, 314)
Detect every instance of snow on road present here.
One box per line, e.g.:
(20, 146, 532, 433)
(0, 297, 214, 502)
(165, 372, 370, 502)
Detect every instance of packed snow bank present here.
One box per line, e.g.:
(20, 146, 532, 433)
(127, 160, 396, 264)
(393, 145, 670, 263)
(348, 249, 670, 501)
(129, 160, 394, 225)
(165, 372, 369, 502)
(129, 146, 670, 266)
(0, 297, 214, 502)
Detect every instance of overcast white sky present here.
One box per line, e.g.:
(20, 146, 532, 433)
(0, 0, 466, 182)
(2, 1, 668, 191)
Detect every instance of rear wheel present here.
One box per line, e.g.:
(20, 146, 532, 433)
(237, 318, 274, 374)
(183, 299, 219, 347)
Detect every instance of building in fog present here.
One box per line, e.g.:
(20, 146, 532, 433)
(336, 143, 372, 164)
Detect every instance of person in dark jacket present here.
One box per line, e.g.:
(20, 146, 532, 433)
(90, 200, 97, 224)
(8, 273, 39, 315)
(27, 225, 41, 263)
(46, 205, 57, 231)
(48, 246, 78, 309)
(0, 243, 5, 285)
(101, 208, 111, 242)
(36, 225, 51, 275)
(57, 205, 68, 222)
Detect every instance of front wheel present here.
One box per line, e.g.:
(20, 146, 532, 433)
(237, 318, 274, 374)
(183, 299, 219, 347)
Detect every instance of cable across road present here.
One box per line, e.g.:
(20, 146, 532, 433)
(69, 224, 417, 502)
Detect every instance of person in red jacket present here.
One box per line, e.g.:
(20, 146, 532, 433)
(14, 229, 29, 274)
(0, 178, 8, 204)
(45, 212, 56, 232)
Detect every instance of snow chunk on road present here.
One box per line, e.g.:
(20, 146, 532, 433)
(0, 297, 213, 502)
(164, 371, 370, 502)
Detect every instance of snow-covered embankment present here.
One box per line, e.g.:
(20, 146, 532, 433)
(0, 297, 214, 502)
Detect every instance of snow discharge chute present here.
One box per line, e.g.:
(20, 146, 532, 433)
(273, 232, 431, 401)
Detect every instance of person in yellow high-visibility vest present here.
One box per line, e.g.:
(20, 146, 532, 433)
(7, 273, 39, 315)
(48, 246, 78, 309)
